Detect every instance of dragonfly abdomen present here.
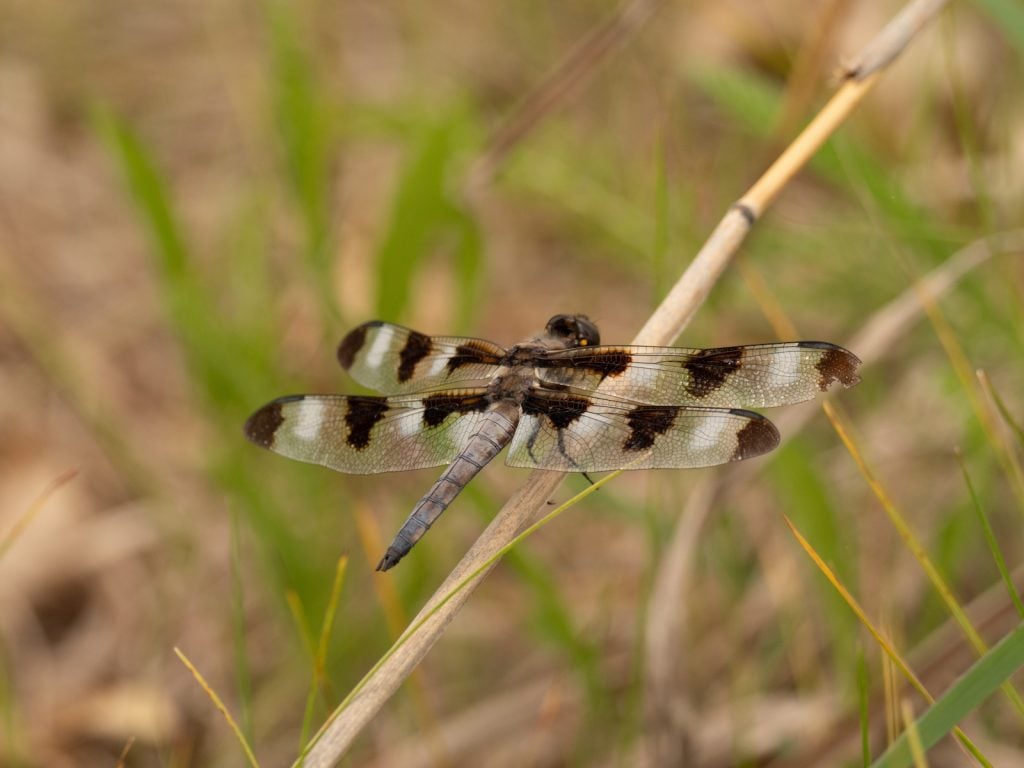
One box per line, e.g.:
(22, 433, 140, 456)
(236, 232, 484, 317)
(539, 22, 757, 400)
(376, 402, 519, 571)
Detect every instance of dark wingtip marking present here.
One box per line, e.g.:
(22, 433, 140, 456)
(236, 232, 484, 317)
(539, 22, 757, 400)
(812, 344, 862, 390)
(337, 324, 370, 370)
(245, 399, 293, 448)
(731, 414, 780, 461)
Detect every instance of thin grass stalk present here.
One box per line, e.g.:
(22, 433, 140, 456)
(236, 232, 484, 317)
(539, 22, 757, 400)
(114, 737, 135, 768)
(299, 556, 348, 746)
(859, 651, 872, 766)
(642, 234, 1020, 762)
(913, 277, 1024, 512)
(298, 472, 620, 766)
(785, 518, 988, 763)
(979, 369, 1024, 448)
(0, 469, 77, 560)
(769, 566, 1024, 768)
(229, 510, 256, 744)
(900, 700, 928, 768)
(315, 558, 348, 701)
(300, 0, 952, 764)
(823, 399, 1024, 720)
(955, 450, 1024, 619)
(746, 227, 1024, 714)
(175, 647, 261, 768)
(740, 233, 1024, 741)
(295, 594, 323, 748)
(883, 629, 898, 747)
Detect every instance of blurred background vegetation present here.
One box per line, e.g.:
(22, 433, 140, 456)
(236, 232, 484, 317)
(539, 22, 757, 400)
(0, 0, 1022, 765)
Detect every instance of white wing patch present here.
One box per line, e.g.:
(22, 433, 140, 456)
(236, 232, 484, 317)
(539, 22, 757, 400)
(505, 391, 781, 472)
(762, 348, 805, 391)
(363, 325, 395, 371)
(427, 354, 449, 377)
(693, 413, 734, 453)
(394, 410, 424, 438)
(293, 398, 327, 442)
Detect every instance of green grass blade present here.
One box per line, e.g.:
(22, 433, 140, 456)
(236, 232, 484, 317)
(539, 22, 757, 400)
(266, 1, 335, 288)
(956, 452, 1024, 618)
(504, 549, 606, 714)
(858, 648, 872, 767)
(93, 106, 255, 412)
(299, 555, 348, 746)
(447, 202, 484, 332)
(374, 118, 458, 320)
(230, 510, 256, 746)
(871, 622, 1024, 768)
(91, 105, 189, 278)
(95, 105, 340, 630)
(980, 370, 1024, 450)
(772, 441, 858, 670)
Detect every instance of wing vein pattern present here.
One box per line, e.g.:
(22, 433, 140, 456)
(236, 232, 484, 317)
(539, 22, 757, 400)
(244, 389, 493, 473)
(536, 341, 860, 408)
(337, 321, 508, 394)
(507, 390, 780, 472)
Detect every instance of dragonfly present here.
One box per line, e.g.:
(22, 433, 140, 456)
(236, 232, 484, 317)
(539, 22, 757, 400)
(245, 314, 860, 570)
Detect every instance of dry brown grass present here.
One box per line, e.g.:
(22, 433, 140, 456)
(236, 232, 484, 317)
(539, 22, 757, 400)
(1, 0, 1022, 766)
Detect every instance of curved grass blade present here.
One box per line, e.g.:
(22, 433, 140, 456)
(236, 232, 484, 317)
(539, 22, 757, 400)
(956, 450, 1024, 619)
(871, 622, 1024, 768)
(175, 647, 261, 768)
(783, 516, 987, 763)
(374, 112, 481, 328)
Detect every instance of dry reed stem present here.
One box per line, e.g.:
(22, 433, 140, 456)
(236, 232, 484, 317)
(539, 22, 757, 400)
(768, 0, 852, 147)
(300, 0, 951, 764)
(842, 0, 951, 79)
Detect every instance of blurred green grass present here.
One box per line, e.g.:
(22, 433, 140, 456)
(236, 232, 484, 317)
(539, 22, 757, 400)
(10, 0, 1018, 764)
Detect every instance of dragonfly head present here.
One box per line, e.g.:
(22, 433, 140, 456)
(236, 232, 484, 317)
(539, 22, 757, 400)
(545, 314, 600, 348)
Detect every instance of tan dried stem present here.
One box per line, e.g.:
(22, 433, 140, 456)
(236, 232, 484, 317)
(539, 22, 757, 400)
(299, 0, 951, 764)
